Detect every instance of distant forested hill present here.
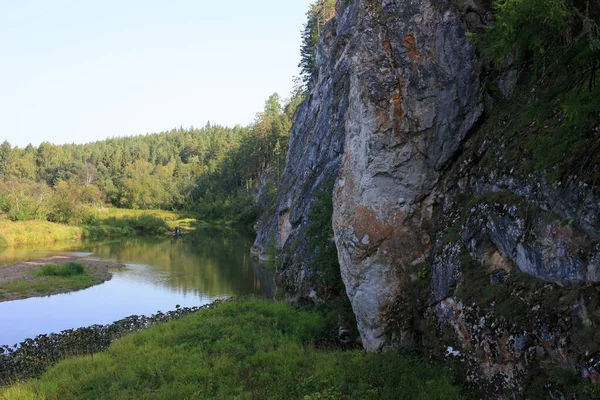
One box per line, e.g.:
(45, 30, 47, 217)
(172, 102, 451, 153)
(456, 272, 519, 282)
(0, 92, 301, 224)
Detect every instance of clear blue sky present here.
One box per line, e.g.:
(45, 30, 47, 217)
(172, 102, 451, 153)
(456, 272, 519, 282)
(0, 0, 313, 148)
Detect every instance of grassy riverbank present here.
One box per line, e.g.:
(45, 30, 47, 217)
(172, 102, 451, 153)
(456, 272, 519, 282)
(0, 220, 83, 247)
(0, 263, 95, 301)
(0, 208, 198, 247)
(1, 300, 468, 399)
(0, 259, 122, 302)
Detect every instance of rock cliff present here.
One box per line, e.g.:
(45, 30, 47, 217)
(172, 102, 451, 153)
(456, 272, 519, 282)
(332, 0, 482, 351)
(253, 0, 600, 396)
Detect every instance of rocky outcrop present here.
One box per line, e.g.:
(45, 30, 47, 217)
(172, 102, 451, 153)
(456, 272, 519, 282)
(427, 171, 600, 394)
(332, 0, 483, 351)
(253, 0, 600, 396)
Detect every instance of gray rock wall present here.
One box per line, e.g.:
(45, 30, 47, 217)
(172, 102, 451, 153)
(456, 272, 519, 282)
(253, 0, 600, 396)
(429, 173, 600, 394)
(332, 0, 483, 351)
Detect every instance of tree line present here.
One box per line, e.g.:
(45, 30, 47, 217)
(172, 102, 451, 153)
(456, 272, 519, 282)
(0, 0, 336, 226)
(0, 93, 300, 224)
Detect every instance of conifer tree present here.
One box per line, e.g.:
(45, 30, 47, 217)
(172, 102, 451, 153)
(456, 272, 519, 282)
(298, 0, 336, 90)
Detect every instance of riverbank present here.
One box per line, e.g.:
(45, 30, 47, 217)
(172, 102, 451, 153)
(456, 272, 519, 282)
(0, 300, 468, 399)
(0, 256, 125, 302)
(0, 208, 195, 247)
(0, 220, 83, 247)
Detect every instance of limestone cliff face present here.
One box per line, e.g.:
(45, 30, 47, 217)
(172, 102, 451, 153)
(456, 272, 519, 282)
(331, 0, 482, 351)
(253, 0, 600, 396)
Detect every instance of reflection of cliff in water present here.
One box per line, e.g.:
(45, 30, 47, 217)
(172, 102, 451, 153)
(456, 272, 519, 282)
(249, 257, 275, 298)
(78, 234, 275, 298)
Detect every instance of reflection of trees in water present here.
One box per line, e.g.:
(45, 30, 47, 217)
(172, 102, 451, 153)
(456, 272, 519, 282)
(0, 242, 83, 266)
(79, 235, 275, 297)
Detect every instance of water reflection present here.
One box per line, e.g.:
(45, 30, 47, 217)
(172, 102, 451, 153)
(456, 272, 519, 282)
(0, 242, 88, 266)
(0, 233, 274, 346)
(78, 236, 274, 297)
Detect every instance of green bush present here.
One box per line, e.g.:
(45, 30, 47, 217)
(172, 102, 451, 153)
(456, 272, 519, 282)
(129, 214, 169, 234)
(476, 0, 599, 78)
(476, 0, 599, 101)
(82, 214, 169, 238)
(476, 0, 571, 74)
(37, 263, 85, 277)
(475, 0, 600, 178)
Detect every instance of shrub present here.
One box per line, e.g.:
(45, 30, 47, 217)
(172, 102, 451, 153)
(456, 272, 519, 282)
(81, 213, 169, 238)
(475, 0, 600, 178)
(37, 263, 85, 277)
(476, 0, 599, 79)
(477, 0, 571, 73)
(129, 214, 169, 235)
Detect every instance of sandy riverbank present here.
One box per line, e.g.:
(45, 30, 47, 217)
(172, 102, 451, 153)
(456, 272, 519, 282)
(0, 256, 126, 302)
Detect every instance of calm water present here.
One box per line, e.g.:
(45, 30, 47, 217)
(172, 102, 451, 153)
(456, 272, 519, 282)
(0, 234, 274, 346)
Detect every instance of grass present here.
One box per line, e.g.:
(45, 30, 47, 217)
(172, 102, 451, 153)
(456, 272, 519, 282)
(0, 208, 202, 245)
(0, 221, 83, 248)
(0, 300, 468, 400)
(0, 263, 100, 300)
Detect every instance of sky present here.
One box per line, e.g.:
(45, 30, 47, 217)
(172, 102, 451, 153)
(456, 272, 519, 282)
(0, 0, 313, 148)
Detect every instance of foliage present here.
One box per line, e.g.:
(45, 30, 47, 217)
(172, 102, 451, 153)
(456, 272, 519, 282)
(82, 214, 169, 239)
(47, 179, 103, 224)
(0, 177, 51, 221)
(90, 207, 181, 222)
(476, 0, 571, 74)
(0, 208, 179, 245)
(488, 0, 598, 92)
(475, 0, 600, 178)
(0, 91, 301, 227)
(299, 0, 337, 89)
(0, 300, 468, 399)
(523, 362, 600, 399)
(36, 263, 85, 277)
(476, 0, 599, 80)
(127, 214, 170, 235)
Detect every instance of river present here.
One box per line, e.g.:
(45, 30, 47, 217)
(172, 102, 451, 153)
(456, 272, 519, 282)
(0, 233, 274, 347)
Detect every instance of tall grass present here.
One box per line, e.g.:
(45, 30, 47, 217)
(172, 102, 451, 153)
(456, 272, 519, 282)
(0, 300, 468, 399)
(0, 208, 200, 246)
(0, 220, 82, 247)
